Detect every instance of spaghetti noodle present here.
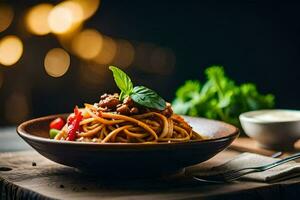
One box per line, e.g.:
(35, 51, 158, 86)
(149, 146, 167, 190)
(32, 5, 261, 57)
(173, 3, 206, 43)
(51, 94, 203, 143)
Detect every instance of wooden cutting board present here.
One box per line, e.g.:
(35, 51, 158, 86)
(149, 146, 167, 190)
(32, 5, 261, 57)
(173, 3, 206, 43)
(1, 150, 300, 200)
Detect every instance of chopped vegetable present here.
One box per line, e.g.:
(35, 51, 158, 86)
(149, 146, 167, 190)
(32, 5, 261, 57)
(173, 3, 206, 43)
(50, 117, 65, 130)
(49, 129, 60, 139)
(66, 106, 83, 141)
(172, 66, 275, 126)
(67, 114, 76, 124)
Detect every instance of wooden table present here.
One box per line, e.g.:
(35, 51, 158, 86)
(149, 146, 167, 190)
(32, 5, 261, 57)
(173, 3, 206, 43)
(1, 127, 300, 200)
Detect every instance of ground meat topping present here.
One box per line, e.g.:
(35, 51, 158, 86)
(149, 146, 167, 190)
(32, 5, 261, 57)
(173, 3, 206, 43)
(130, 107, 139, 114)
(123, 96, 134, 107)
(98, 93, 173, 117)
(99, 93, 120, 109)
(116, 104, 131, 115)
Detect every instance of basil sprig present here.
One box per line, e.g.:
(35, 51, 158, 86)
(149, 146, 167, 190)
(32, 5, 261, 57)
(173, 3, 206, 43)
(109, 66, 133, 97)
(109, 66, 166, 110)
(131, 86, 166, 110)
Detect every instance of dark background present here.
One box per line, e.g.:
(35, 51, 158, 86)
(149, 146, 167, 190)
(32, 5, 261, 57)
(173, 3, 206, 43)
(1, 0, 300, 126)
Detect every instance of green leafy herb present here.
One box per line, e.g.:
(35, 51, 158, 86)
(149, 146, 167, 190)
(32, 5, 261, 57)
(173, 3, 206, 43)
(109, 66, 133, 98)
(109, 66, 166, 110)
(172, 66, 275, 126)
(131, 86, 166, 110)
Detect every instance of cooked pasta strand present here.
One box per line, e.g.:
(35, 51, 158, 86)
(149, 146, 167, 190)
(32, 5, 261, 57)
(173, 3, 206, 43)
(78, 124, 103, 137)
(53, 105, 204, 143)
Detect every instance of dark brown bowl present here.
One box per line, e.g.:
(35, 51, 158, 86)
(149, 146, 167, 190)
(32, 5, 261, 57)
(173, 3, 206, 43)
(17, 114, 239, 178)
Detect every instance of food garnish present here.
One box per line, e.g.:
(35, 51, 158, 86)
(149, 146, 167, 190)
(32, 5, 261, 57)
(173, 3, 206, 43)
(109, 66, 166, 110)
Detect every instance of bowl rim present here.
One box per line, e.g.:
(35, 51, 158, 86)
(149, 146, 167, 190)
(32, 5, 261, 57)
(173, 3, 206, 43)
(17, 113, 239, 148)
(239, 109, 300, 124)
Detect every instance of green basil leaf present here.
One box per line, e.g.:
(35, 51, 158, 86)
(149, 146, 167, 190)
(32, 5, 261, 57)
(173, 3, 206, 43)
(131, 86, 166, 110)
(109, 66, 133, 95)
(119, 91, 126, 101)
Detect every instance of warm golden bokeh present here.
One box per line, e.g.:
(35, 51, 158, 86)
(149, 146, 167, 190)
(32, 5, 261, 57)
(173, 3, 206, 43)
(93, 36, 117, 65)
(0, 4, 14, 33)
(5, 92, 30, 123)
(44, 48, 70, 77)
(71, 29, 103, 59)
(48, 6, 73, 34)
(47, 0, 97, 35)
(112, 40, 135, 68)
(25, 4, 53, 35)
(58, 1, 84, 23)
(0, 35, 23, 66)
(73, 0, 101, 20)
(57, 24, 83, 52)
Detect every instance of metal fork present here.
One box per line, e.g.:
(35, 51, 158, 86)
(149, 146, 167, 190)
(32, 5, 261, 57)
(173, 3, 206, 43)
(193, 152, 300, 183)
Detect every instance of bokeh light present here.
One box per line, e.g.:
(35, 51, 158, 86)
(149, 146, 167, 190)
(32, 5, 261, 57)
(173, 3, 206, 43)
(0, 4, 14, 33)
(5, 92, 30, 124)
(74, 0, 100, 20)
(0, 35, 23, 66)
(48, 1, 88, 35)
(57, 25, 83, 52)
(25, 4, 53, 35)
(44, 48, 70, 77)
(93, 36, 117, 65)
(59, 1, 84, 23)
(48, 6, 73, 34)
(112, 40, 135, 68)
(71, 29, 103, 59)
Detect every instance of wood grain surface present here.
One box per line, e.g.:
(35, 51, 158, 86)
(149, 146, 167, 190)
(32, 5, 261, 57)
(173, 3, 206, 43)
(1, 129, 300, 199)
(1, 149, 300, 200)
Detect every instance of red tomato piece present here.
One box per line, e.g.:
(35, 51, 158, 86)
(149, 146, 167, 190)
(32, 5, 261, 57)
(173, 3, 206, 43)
(50, 117, 65, 130)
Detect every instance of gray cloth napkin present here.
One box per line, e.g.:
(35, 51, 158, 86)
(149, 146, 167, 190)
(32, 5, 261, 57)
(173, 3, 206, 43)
(193, 153, 300, 182)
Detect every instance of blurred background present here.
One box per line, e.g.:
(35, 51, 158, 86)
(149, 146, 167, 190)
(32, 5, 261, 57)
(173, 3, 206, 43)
(0, 0, 300, 126)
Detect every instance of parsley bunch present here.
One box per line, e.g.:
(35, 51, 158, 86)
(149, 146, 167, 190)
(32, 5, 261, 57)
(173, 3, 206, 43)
(172, 66, 275, 126)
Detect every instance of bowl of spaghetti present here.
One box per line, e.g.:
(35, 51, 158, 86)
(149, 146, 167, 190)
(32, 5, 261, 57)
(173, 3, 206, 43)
(17, 66, 239, 177)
